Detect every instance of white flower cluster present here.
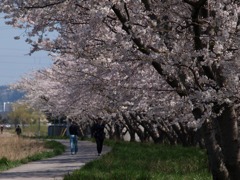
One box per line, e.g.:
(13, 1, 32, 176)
(1, 0, 239, 130)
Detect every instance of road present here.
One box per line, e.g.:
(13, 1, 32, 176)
(0, 139, 111, 180)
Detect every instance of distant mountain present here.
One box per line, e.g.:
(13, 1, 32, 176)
(0, 85, 24, 103)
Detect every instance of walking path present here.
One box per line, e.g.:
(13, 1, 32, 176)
(0, 139, 111, 180)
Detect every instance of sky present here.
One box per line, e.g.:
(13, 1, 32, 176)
(0, 16, 52, 86)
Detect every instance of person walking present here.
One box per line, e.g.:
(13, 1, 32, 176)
(15, 125, 22, 136)
(92, 117, 106, 156)
(68, 119, 80, 155)
(0, 125, 3, 134)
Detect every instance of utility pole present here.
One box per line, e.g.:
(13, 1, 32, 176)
(38, 116, 40, 138)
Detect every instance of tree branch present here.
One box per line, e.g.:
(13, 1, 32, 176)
(22, 0, 66, 9)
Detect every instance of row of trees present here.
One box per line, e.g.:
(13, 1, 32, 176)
(8, 104, 43, 126)
(1, 1, 240, 179)
(0, 104, 45, 128)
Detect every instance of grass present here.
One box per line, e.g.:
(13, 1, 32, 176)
(64, 140, 211, 180)
(7, 123, 49, 137)
(0, 136, 65, 171)
(21, 123, 49, 137)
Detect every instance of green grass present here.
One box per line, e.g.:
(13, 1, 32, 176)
(6, 123, 49, 137)
(64, 140, 211, 180)
(0, 140, 65, 171)
(22, 123, 49, 137)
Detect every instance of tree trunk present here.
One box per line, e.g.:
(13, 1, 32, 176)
(202, 120, 229, 180)
(202, 102, 240, 180)
(139, 120, 162, 143)
(157, 122, 177, 145)
(172, 123, 189, 146)
(113, 123, 123, 141)
(216, 103, 240, 180)
(122, 112, 136, 142)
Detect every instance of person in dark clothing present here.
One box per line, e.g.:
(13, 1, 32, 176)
(0, 125, 3, 134)
(92, 117, 106, 156)
(15, 125, 22, 136)
(68, 119, 80, 155)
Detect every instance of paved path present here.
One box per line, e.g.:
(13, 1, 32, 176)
(0, 140, 111, 180)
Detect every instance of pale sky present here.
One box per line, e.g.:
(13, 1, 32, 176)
(0, 16, 52, 86)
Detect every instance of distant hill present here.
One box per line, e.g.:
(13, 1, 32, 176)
(0, 85, 24, 103)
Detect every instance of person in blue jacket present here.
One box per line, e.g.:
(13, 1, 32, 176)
(68, 119, 80, 155)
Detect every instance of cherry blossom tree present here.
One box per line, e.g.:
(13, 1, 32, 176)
(13, 51, 195, 144)
(2, 0, 240, 179)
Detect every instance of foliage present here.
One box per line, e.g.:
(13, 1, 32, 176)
(0, 157, 9, 166)
(1, 1, 240, 178)
(21, 123, 48, 137)
(8, 103, 45, 126)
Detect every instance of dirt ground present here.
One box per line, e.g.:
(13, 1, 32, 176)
(0, 131, 15, 137)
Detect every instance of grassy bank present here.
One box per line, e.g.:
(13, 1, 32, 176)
(64, 140, 211, 180)
(0, 137, 65, 171)
(5, 124, 49, 137)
